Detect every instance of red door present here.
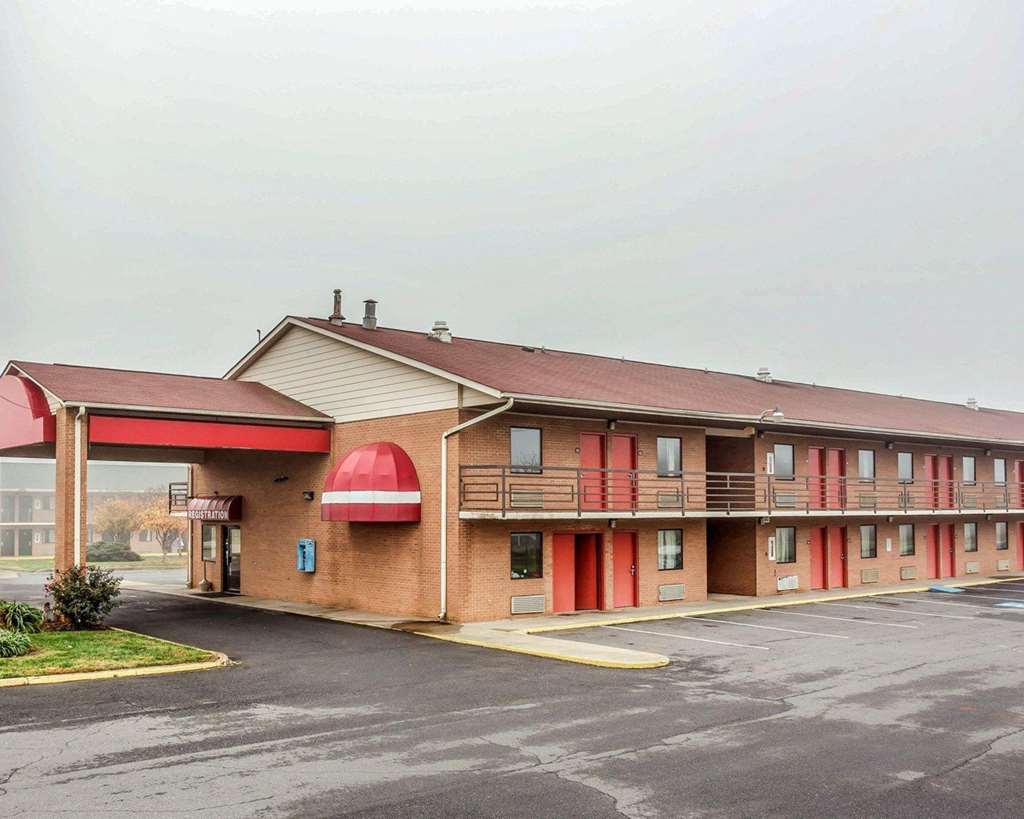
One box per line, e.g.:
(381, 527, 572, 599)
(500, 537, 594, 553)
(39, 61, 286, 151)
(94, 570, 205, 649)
(808, 447, 826, 510)
(827, 526, 847, 589)
(612, 531, 638, 607)
(1018, 522, 1024, 570)
(826, 449, 846, 509)
(941, 523, 956, 577)
(924, 455, 938, 509)
(608, 434, 638, 510)
(926, 525, 940, 579)
(574, 534, 600, 610)
(1016, 461, 1024, 509)
(552, 533, 576, 612)
(579, 433, 606, 510)
(940, 456, 954, 509)
(810, 527, 827, 590)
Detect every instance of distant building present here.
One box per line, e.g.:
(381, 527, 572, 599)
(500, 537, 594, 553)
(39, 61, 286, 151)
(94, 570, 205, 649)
(0, 458, 186, 557)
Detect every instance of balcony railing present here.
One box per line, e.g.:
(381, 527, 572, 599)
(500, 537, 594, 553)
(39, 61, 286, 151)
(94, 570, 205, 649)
(458, 465, 1024, 516)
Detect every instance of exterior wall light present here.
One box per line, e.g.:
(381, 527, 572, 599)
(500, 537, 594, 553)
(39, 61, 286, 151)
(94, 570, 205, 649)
(759, 407, 784, 422)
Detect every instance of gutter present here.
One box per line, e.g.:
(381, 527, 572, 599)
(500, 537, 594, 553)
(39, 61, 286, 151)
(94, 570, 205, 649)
(439, 398, 514, 621)
(73, 406, 86, 566)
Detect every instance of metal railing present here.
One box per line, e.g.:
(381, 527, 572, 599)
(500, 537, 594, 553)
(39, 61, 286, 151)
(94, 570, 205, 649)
(168, 481, 189, 514)
(458, 465, 1024, 516)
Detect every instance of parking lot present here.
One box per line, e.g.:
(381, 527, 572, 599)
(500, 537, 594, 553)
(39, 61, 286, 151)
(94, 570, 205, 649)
(4, 577, 1024, 817)
(562, 581, 1024, 680)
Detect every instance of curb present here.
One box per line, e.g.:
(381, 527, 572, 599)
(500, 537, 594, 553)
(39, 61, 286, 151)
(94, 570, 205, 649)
(0, 628, 231, 688)
(525, 575, 1024, 634)
(412, 629, 669, 669)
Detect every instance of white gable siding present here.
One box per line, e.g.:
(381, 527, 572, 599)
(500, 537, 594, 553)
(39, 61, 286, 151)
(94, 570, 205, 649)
(237, 326, 462, 422)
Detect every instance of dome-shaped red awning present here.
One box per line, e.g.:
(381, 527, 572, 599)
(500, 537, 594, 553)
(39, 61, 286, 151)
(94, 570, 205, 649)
(322, 442, 421, 523)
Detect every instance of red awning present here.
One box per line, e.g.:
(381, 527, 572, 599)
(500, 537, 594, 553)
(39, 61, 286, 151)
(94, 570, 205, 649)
(322, 442, 421, 523)
(0, 375, 56, 453)
(186, 496, 243, 521)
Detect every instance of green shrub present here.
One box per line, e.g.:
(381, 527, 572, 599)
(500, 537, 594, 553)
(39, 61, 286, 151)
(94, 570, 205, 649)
(0, 628, 31, 658)
(87, 542, 142, 562)
(46, 567, 122, 629)
(0, 601, 43, 633)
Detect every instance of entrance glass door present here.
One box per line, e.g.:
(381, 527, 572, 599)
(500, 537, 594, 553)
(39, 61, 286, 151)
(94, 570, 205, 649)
(223, 526, 242, 593)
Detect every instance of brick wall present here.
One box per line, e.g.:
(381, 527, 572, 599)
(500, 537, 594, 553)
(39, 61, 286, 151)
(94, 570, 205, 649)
(457, 519, 707, 621)
(190, 408, 461, 620)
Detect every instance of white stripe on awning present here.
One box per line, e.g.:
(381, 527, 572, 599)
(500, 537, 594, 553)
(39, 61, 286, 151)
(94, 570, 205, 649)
(322, 490, 422, 504)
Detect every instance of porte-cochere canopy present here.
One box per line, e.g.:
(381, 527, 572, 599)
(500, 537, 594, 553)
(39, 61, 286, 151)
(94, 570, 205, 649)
(322, 442, 421, 523)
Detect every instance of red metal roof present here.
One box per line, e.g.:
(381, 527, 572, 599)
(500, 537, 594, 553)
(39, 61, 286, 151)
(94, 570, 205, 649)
(7, 361, 328, 422)
(297, 317, 1024, 444)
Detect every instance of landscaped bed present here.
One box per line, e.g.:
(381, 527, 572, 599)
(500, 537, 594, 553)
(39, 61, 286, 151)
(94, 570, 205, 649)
(0, 629, 214, 680)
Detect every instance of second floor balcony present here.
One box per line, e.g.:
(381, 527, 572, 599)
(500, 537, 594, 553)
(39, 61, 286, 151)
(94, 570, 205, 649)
(458, 465, 1024, 519)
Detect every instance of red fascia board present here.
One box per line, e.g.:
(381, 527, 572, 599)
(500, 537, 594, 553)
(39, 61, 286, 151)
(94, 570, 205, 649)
(0, 375, 56, 451)
(88, 415, 331, 453)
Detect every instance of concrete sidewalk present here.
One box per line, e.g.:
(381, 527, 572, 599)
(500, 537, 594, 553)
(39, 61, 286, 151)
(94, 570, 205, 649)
(122, 572, 1024, 670)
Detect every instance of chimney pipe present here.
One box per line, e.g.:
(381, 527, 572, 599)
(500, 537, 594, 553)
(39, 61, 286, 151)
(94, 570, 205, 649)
(362, 299, 378, 330)
(756, 367, 772, 383)
(329, 289, 345, 325)
(428, 320, 452, 343)
(966, 397, 979, 411)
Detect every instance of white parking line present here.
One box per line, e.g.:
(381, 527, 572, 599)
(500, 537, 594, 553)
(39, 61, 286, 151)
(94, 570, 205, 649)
(602, 625, 770, 651)
(692, 616, 849, 639)
(914, 592, 1024, 605)
(966, 586, 1024, 595)
(822, 601, 974, 620)
(763, 608, 918, 629)
(894, 596, 1005, 609)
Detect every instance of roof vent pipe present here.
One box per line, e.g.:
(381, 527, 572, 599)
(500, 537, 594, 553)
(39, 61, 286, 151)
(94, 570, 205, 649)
(428, 320, 452, 343)
(756, 367, 773, 383)
(966, 397, 979, 411)
(329, 289, 345, 325)
(362, 299, 378, 330)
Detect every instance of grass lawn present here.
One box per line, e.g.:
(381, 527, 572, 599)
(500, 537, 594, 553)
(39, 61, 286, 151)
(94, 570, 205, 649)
(0, 554, 187, 573)
(0, 630, 214, 679)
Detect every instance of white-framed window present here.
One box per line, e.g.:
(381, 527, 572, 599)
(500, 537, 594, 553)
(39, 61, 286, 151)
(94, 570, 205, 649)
(962, 456, 976, 485)
(772, 444, 795, 479)
(994, 458, 1007, 485)
(860, 525, 877, 558)
(858, 450, 875, 480)
(898, 453, 914, 483)
(657, 529, 683, 570)
(964, 522, 978, 552)
(898, 524, 915, 556)
(510, 427, 542, 474)
(775, 527, 796, 564)
(996, 521, 1008, 551)
(656, 437, 682, 477)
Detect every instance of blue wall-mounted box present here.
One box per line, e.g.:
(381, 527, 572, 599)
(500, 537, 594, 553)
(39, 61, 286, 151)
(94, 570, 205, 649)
(297, 539, 316, 573)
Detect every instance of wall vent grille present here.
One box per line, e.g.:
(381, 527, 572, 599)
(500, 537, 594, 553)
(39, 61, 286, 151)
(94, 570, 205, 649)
(510, 594, 545, 614)
(997, 559, 1011, 572)
(776, 575, 799, 591)
(900, 565, 917, 580)
(659, 583, 685, 601)
(861, 568, 880, 584)
(965, 561, 980, 574)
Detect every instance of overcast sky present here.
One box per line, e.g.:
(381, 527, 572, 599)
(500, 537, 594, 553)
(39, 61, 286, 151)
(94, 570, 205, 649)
(3, 1, 1023, 410)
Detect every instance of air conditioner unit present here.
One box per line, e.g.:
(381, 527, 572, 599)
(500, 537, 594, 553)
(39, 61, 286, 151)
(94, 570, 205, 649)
(965, 561, 980, 574)
(861, 568, 880, 583)
(900, 565, 917, 580)
(657, 491, 682, 509)
(997, 559, 1011, 572)
(776, 575, 799, 591)
(774, 493, 797, 509)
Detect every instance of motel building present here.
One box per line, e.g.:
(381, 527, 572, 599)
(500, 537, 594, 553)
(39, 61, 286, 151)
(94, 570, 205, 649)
(2, 291, 1024, 623)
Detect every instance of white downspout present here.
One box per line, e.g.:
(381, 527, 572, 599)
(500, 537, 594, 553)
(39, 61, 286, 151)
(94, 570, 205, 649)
(73, 406, 86, 566)
(439, 397, 514, 621)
